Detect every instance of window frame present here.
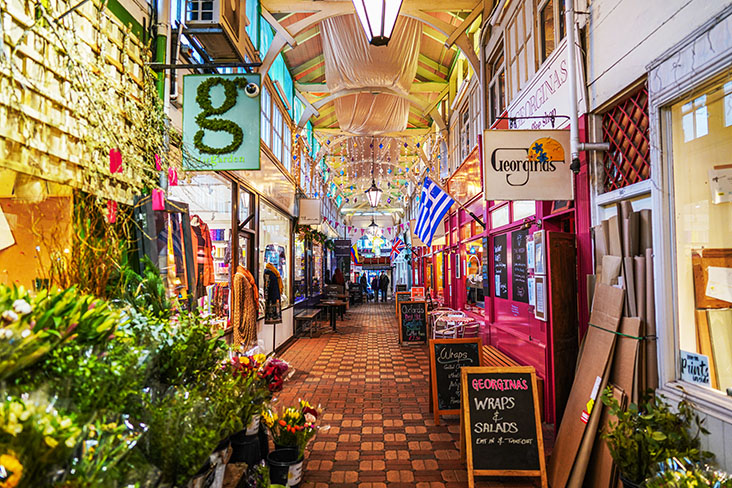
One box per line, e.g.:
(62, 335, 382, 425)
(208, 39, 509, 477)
(538, 0, 567, 63)
(487, 45, 506, 126)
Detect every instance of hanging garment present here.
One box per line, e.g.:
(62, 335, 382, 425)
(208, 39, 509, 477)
(190, 215, 214, 289)
(264, 264, 282, 324)
(232, 266, 257, 349)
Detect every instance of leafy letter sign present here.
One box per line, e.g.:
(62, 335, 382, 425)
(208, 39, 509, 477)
(183, 74, 261, 171)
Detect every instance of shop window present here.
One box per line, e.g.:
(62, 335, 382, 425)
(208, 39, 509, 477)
(669, 73, 732, 395)
(460, 223, 472, 241)
(434, 252, 444, 297)
(261, 86, 272, 148)
(313, 243, 323, 295)
(506, 1, 535, 100)
(167, 173, 232, 320)
(601, 84, 650, 192)
(272, 104, 283, 163)
(538, 0, 565, 63)
(239, 190, 254, 230)
(259, 201, 291, 308)
(283, 121, 292, 172)
(465, 238, 484, 308)
(488, 47, 506, 126)
(294, 236, 306, 302)
(491, 203, 510, 228)
(513, 201, 536, 221)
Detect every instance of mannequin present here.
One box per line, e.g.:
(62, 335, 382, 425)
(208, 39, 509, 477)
(232, 265, 257, 349)
(189, 214, 214, 298)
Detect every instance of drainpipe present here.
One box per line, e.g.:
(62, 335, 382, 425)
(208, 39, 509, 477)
(565, 0, 609, 173)
(155, 0, 171, 113)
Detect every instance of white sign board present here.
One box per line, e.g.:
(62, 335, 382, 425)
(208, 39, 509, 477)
(505, 35, 587, 130)
(680, 350, 711, 387)
(298, 198, 322, 226)
(483, 129, 573, 201)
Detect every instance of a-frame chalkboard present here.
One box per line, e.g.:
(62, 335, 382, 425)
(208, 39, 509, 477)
(429, 338, 483, 425)
(398, 301, 427, 344)
(461, 366, 547, 488)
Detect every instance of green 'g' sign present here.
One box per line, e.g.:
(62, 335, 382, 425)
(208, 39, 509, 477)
(182, 74, 261, 171)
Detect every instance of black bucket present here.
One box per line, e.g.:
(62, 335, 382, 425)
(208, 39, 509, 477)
(267, 448, 304, 487)
(229, 432, 261, 465)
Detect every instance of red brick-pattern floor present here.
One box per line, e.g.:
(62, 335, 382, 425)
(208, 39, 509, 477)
(278, 302, 540, 488)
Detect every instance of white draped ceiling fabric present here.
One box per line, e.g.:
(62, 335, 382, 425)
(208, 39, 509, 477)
(320, 15, 421, 135)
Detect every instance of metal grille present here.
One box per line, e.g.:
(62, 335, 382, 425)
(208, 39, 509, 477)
(601, 84, 650, 192)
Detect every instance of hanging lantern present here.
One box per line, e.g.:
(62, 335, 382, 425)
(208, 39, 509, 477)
(365, 179, 383, 207)
(351, 0, 403, 46)
(368, 217, 379, 236)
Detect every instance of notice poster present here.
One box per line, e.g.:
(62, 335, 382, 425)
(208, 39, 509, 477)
(512, 229, 529, 303)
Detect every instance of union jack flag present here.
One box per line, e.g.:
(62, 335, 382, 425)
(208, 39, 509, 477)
(390, 238, 405, 262)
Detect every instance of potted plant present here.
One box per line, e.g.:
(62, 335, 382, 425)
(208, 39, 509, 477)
(601, 387, 712, 487)
(646, 457, 732, 487)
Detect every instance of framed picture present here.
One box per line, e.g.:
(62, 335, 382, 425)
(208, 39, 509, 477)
(533, 230, 546, 275)
(551, 200, 573, 213)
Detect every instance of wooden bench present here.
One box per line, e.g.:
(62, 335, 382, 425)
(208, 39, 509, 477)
(295, 309, 321, 337)
(482, 345, 545, 420)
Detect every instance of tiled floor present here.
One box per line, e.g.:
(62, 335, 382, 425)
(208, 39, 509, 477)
(278, 301, 543, 488)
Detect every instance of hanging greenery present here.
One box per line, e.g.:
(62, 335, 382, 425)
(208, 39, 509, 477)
(295, 224, 335, 250)
(193, 77, 249, 154)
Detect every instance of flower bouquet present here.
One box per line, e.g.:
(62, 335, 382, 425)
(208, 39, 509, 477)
(262, 400, 322, 457)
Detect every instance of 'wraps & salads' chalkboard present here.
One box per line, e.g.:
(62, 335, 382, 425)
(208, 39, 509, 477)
(511, 229, 529, 303)
(429, 338, 483, 424)
(399, 301, 427, 344)
(460, 366, 547, 488)
(493, 234, 508, 299)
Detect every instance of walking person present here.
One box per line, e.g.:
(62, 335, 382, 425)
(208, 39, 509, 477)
(379, 272, 390, 302)
(371, 275, 379, 303)
(359, 274, 368, 302)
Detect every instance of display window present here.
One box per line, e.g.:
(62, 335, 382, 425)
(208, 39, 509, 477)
(294, 236, 306, 303)
(465, 238, 484, 308)
(259, 201, 291, 308)
(313, 243, 323, 295)
(434, 252, 444, 298)
(668, 73, 732, 395)
(168, 173, 232, 319)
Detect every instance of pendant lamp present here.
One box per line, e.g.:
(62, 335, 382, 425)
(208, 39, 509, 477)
(368, 217, 379, 235)
(351, 0, 403, 46)
(365, 136, 383, 207)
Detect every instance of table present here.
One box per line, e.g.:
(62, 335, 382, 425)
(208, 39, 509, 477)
(432, 315, 476, 338)
(318, 299, 348, 332)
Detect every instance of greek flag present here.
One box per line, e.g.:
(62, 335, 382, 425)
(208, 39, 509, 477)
(415, 177, 454, 247)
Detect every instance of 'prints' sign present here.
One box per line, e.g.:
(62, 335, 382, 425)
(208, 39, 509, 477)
(680, 350, 711, 386)
(483, 130, 573, 201)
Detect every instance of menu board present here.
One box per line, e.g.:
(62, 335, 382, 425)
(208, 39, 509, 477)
(395, 291, 412, 316)
(461, 366, 547, 487)
(512, 229, 529, 303)
(399, 301, 428, 344)
(493, 234, 508, 299)
(429, 338, 483, 424)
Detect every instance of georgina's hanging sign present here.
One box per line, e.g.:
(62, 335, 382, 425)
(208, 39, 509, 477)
(183, 74, 261, 171)
(482, 130, 573, 201)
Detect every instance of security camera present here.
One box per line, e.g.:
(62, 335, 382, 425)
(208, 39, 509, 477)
(244, 82, 260, 98)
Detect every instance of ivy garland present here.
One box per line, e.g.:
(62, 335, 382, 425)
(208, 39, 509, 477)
(296, 224, 335, 250)
(193, 77, 248, 155)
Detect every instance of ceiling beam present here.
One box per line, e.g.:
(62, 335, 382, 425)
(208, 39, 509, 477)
(261, 6, 297, 47)
(291, 54, 324, 76)
(445, 2, 482, 48)
(296, 81, 448, 93)
(418, 53, 449, 75)
(263, 0, 478, 14)
(314, 128, 432, 137)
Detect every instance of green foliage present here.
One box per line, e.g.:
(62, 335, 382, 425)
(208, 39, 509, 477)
(646, 457, 732, 487)
(194, 77, 248, 154)
(601, 388, 712, 484)
(108, 255, 171, 319)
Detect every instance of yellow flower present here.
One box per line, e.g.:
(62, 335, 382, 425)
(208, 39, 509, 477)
(65, 436, 77, 448)
(59, 418, 72, 429)
(44, 436, 58, 448)
(254, 354, 266, 364)
(242, 357, 250, 365)
(0, 453, 23, 488)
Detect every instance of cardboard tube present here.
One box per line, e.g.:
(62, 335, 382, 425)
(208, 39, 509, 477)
(645, 248, 658, 390)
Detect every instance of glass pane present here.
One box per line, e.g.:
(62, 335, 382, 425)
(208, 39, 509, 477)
(259, 201, 291, 308)
(541, 0, 555, 61)
(491, 204, 510, 228)
(513, 200, 536, 221)
(294, 237, 306, 303)
(671, 73, 732, 394)
(239, 191, 253, 229)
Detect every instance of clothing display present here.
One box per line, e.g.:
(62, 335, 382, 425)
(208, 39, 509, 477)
(264, 262, 283, 324)
(232, 265, 257, 349)
(190, 215, 214, 297)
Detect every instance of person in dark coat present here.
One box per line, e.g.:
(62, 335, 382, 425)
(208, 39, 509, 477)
(371, 275, 379, 302)
(379, 272, 390, 302)
(359, 274, 368, 301)
(333, 267, 345, 286)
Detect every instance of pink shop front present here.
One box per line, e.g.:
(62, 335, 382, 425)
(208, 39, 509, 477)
(424, 140, 593, 427)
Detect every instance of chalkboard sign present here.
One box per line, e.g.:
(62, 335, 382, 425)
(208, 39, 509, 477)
(482, 237, 490, 299)
(461, 366, 546, 488)
(395, 291, 411, 316)
(493, 234, 508, 299)
(511, 229, 529, 303)
(399, 301, 427, 344)
(429, 338, 483, 424)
